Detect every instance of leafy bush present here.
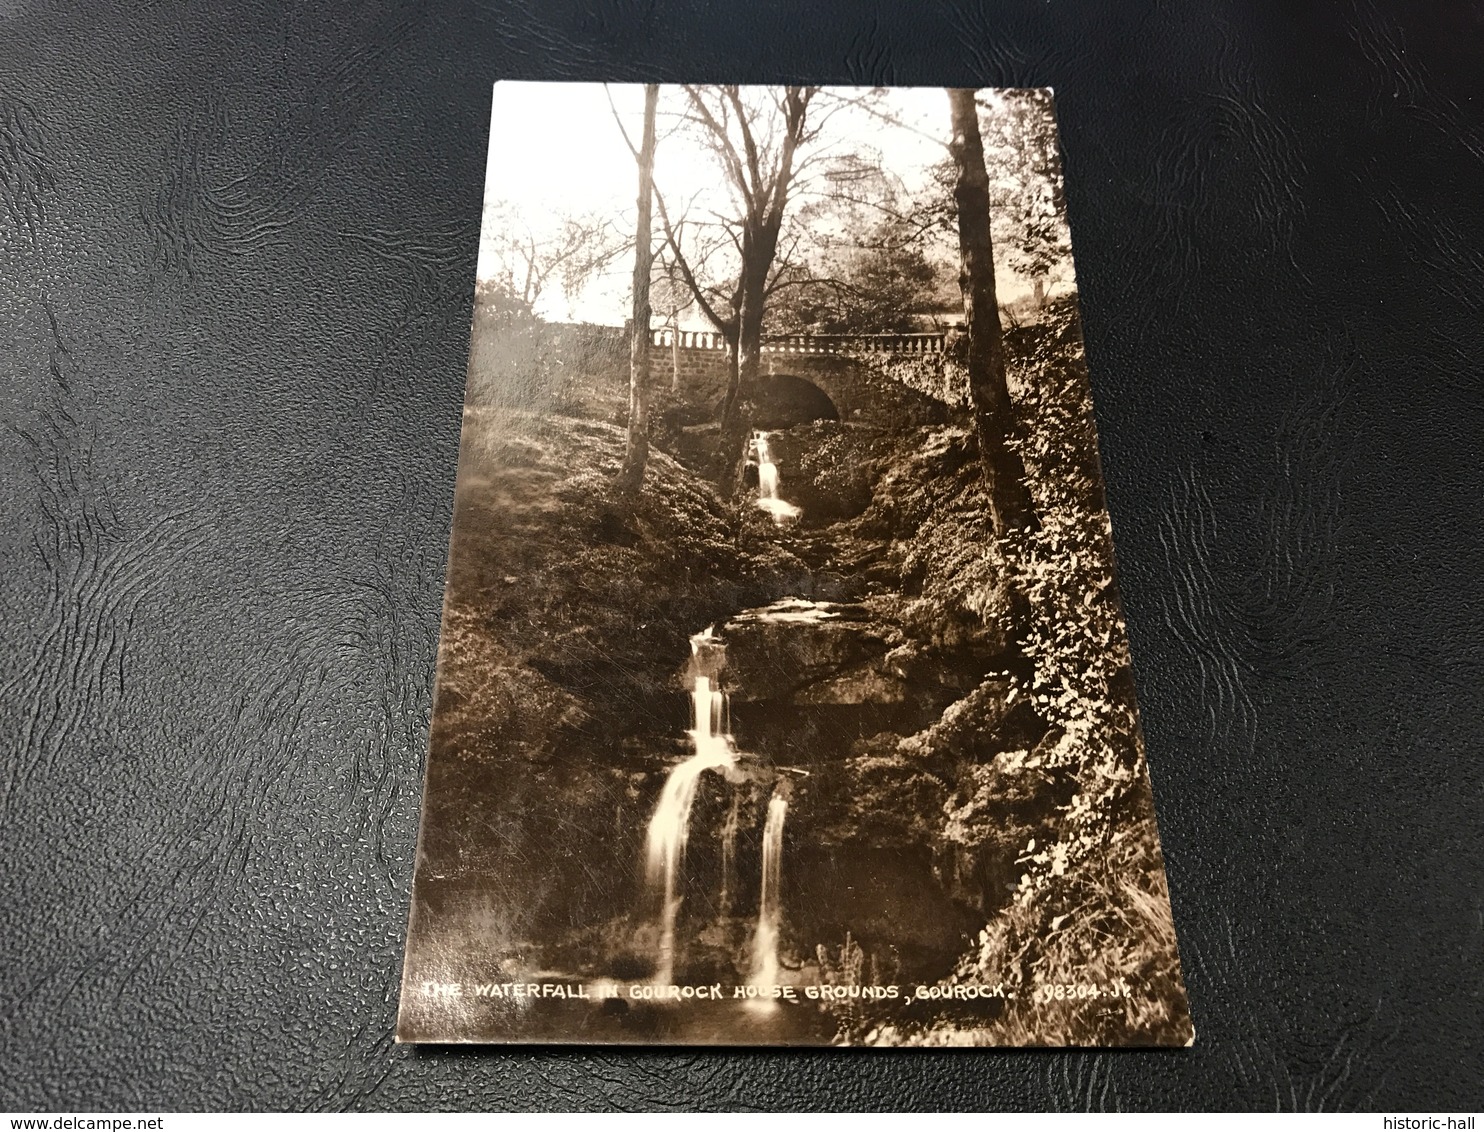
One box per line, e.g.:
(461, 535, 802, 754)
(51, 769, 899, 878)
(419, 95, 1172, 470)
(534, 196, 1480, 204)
(835, 301, 1192, 1046)
(933, 303, 1191, 1045)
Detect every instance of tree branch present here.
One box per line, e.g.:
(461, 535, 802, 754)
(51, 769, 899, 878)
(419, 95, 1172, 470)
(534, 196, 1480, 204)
(654, 184, 732, 335)
(723, 85, 764, 198)
(603, 83, 641, 161)
(683, 85, 756, 212)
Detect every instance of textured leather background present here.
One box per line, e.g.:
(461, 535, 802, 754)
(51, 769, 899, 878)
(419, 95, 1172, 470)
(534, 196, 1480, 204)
(2, 0, 1482, 1112)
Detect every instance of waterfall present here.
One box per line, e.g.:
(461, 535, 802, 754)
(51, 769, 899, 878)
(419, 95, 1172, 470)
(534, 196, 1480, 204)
(643, 625, 801, 993)
(752, 431, 801, 524)
(644, 630, 735, 985)
(749, 786, 789, 989)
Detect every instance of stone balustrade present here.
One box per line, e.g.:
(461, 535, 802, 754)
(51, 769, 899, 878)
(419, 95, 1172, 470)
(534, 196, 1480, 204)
(650, 329, 948, 356)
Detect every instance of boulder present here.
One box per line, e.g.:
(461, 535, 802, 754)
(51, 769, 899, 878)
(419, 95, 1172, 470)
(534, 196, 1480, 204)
(715, 597, 905, 705)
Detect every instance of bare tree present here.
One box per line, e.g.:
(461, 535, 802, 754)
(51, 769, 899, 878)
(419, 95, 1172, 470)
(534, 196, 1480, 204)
(478, 201, 625, 313)
(947, 87, 1037, 535)
(655, 85, 820, 486)
(616, 84, 660, 494)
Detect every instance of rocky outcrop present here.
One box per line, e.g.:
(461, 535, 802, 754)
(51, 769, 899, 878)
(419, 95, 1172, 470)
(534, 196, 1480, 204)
(718, 597, 905, 705)
(758, 423, 896, 525)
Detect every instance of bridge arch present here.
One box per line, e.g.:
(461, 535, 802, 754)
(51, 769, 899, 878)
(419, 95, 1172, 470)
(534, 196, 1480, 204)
(751, 373, 840, 429)
(647, 328, 954, 426)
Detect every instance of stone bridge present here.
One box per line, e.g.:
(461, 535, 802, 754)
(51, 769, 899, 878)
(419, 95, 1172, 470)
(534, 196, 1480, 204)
(648, 328, 967, 427)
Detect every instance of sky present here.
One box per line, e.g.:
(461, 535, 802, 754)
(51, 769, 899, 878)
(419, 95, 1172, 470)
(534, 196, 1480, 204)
(477, 83, 1064, 326)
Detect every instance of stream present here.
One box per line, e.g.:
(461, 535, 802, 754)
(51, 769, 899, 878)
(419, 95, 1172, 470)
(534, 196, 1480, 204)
(640, 431, 821, 995)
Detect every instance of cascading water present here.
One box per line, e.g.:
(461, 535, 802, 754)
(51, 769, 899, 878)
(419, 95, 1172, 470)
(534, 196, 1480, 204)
(644, 629, 735, 985)
(748, 785, 789, 990)
(644, 624, 801, 995)
(752, 430, 801, 524)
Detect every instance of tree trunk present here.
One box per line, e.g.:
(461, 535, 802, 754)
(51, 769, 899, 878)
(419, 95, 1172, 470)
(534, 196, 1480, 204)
(718, 216, 782, 489)
(717, 332, 750, 488)
(947, 87, 1038, 536)
(657, 85, 815, 493)
(618, 84, 659, 494)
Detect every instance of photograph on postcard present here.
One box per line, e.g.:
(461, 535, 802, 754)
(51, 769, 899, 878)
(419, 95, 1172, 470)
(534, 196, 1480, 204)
(396, 82, 1193, 1047)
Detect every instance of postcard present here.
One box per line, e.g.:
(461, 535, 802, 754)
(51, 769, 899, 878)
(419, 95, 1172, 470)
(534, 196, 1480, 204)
(396, 82, 1193, 1047)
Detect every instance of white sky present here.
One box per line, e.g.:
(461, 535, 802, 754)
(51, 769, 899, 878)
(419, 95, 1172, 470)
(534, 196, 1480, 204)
(477, 83, 1054, 325)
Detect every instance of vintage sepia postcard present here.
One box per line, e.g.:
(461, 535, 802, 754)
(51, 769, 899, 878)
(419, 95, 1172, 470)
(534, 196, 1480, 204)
(396, 82, 1194, 1047)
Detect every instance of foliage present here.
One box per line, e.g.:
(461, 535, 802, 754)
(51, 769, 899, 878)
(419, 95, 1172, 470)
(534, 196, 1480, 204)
(829, 299, 1191, 1046)
(941, 301, 1191, 1044)
(921, 91, 1072, 297)
(814, 933, 904, 1032)
(860, 813, 1189, 1047)
(464, 288, 551, 408)
(979, 89, 1071, 292)
(767, 213, 949, 335)
(1001, 301, 1146, 829)
(853, 424, 1015, 647)
(765, 88, 1071, 340)
(431, 410, 799, 762)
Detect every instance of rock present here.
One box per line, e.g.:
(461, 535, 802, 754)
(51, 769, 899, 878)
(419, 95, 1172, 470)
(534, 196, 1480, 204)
(790, 846, 980, 972)
(795, 661, 906, 705)
(896, 675, 1047, 765)
(756, 422, 896, 524)
(715, 597, 905, 705)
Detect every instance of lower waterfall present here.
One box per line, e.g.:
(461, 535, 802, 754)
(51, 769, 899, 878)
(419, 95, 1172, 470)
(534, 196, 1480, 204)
(749, 785, 789, 989)
(642, 622, 799, 992)
(644, 630, 736, 986)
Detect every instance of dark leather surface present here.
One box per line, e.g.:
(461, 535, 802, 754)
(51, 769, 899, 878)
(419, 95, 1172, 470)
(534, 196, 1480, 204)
(2, 0, 1481, 1112)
